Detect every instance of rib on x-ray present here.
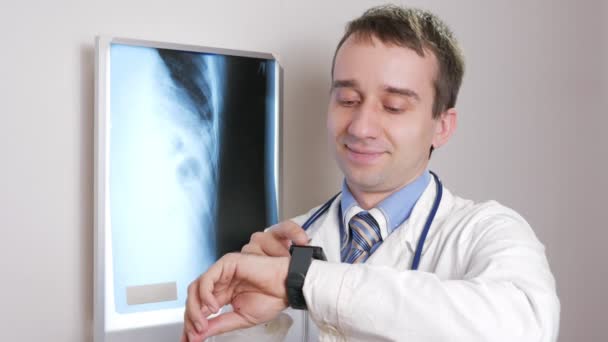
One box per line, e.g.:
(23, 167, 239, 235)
(109, 43, 278, 314)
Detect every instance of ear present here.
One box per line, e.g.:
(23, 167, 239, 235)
(431, 107, 457, 150)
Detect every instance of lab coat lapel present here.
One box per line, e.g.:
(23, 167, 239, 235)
(365, 176, 454, 268)
(306, 194, 343, 263)
(402, 175, 454, 258)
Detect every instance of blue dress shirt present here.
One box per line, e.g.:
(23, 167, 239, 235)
(340, 170, 431, 256)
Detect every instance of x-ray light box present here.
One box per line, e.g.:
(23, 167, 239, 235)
(94, 36, 282, 342)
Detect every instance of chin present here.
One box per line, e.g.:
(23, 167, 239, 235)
(342, 168, 385, 190)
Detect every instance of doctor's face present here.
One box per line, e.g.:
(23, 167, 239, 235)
(327, 35, 441, 195)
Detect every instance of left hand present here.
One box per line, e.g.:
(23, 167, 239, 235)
(181, 253, 290, 342)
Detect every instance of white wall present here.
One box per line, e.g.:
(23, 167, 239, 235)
(1, 1, 606, 341)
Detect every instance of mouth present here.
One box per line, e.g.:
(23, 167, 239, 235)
(344, 144, 385, 165)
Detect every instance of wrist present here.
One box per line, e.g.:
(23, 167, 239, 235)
(277, 256, 290, 301)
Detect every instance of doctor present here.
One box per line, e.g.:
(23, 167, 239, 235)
(182, 4, 560, 342)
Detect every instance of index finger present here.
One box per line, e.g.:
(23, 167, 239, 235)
(269, 220, 309, 245)
(186, 280, 207, 334)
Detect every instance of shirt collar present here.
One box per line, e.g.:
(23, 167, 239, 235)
(340, 170, 431, 236)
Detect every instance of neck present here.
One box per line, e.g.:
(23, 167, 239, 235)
(347, 169, 427, 210)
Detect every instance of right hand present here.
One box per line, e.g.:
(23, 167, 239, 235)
(241, 220, 309, 256)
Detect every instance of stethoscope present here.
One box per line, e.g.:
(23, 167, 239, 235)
(300, 170, 443, 271)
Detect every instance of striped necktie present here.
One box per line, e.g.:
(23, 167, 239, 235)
(343, 211, 382, 264)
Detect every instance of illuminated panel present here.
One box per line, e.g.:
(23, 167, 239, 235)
(96, 39, 280, 335)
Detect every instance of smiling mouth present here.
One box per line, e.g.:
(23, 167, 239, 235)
(344, 144, 385, 164)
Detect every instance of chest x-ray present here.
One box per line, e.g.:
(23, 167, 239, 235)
(94, 37, 281, 341)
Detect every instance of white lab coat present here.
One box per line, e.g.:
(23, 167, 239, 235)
(212, 177, 560, 342)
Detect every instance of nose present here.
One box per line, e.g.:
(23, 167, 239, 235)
(347, 101, 380, 139)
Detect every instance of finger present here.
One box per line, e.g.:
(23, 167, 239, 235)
(260, 239, 291, 256)
(199, 256, 235, 312)
(201, 312, 252, 339)
(183, 313, 208, 342)
(244, 232, 291, 257)
(182, 317, 195, 337)
(240, 242, 263, 255)
(188, 331, 203, 342)
(184, 309, 210, 342)
(271, 220, 309, 245)
(201, 304, 213, 317)
(184, 310, 207, 337)
(250, 232, 291, 256)
(186, 280, 207, 333)
(181, 327, 200, 342)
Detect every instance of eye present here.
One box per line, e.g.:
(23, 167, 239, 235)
(334, 88, 361, 108)
(383, 97, 408, 114)
(384, 105, 404, 114)
(335, 95, 361, 107)
(339, 99, 360, 107)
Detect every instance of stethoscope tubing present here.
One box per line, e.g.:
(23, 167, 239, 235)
(300, 171, 443, 271)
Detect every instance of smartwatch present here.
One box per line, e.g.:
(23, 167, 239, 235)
(286, 245, 327, 310)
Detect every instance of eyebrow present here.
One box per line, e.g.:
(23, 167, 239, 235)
(331, 79, 359, 90)
(384, 86, 420, 102)
(331, 79, 420, 102)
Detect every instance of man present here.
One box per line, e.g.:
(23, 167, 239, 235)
(182, 4, 560, 341)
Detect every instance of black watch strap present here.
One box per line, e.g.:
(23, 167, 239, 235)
(286, 245, 327, 310)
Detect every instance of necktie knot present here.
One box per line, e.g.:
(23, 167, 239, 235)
(344, 211, 382, 263)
